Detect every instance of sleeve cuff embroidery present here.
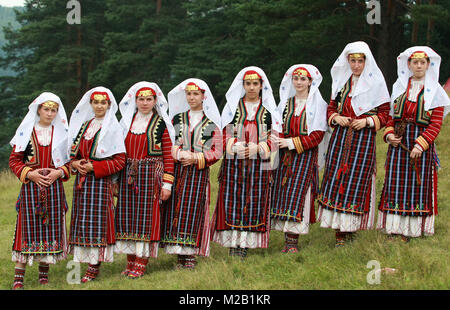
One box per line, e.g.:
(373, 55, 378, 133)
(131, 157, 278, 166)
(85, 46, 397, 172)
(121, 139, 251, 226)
(196, 153, 206, 170)
(370, 115, 381, 131)
(20, 167, 33, 184)
(163, 173, 175, 184)
(292, 137, 304, 154)
(415, 135, 429, 151)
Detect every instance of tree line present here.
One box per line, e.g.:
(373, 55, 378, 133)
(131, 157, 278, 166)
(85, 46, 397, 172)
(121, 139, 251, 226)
(0, 0, 448, 169)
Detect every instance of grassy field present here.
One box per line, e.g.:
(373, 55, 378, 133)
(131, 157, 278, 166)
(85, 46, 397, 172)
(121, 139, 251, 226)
(0, 118, 449, 290)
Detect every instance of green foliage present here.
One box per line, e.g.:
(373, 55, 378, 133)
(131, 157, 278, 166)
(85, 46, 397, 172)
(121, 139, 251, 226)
(0, 0, 449, 170)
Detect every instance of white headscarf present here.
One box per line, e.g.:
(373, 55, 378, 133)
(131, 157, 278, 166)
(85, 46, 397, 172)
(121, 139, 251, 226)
(331, 41, 390, 116)
(391, 46, 450, 117)
(278, 64, 330, 171)
(10, 92, 69, 168)
(68, 86, 125, 159)
(278, 64, 328, 135)
(168, 78, 221, 129)
(119, 81, 176, 143)
(221, 66, 283, 132)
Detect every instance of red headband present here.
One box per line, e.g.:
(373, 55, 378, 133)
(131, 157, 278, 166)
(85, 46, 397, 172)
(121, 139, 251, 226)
(409, 51, 429, 60)
(185, 82, 204, 92)
(90, 91, 110, 101)
(136, 87, 156, 97)
(292, 67, 311, 78)
(243, 70, 262, 81)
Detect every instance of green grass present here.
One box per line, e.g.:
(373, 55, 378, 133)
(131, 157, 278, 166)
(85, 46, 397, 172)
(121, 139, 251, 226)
(1, 118, 449, 290)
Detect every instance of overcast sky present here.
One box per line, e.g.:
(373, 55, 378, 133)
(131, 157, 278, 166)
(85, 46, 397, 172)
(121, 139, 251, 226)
(0, 0, 24, 7)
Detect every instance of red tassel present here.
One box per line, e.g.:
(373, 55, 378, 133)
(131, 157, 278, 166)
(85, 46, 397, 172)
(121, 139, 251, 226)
(339, 184, 345, 195)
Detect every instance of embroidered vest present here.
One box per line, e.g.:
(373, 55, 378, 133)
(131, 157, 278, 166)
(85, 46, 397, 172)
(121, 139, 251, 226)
(23, 129, 50, 168)
(173, 112, 217, 152)
(136, 112, 166, 156)
(228, 98, 272, 143)
(70, 120, 103, 160)
(392, 81, 431, 126)
(282, 97, 308, 136)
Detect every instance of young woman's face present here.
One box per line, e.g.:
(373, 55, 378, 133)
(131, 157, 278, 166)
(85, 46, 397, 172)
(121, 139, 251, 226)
(186, 90, 204, 111)
(292, 75, 311, 94)
(90, 99, 110, 118)
(136, 95, 156, 115)
(408, 58, 430, 79)
(243, 79, 262, 101)
(38, 105, 58, 126)
(348, 57, 366, 76)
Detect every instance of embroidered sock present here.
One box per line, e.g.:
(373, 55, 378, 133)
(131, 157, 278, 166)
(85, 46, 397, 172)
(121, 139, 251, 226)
(335, 231, 346, 247)
(13, 267, 26, 290)
(122, 254, 136, 276)
(81, 263, 101, 283)
(38, 263, 49, 285)
(128, 257, 148, 278)
(183, 255, 197, 269)
(282, 233, 299, 253)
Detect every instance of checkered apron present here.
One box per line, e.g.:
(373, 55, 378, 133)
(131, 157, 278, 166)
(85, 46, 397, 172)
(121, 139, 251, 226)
(160, 163, 209, 248)
(379, 123, 435, 216)
(115, 158, 163, 242)
(216, 157, 271, 232)
(69, 173, 115, 247)
(12, 180, 67, 254)
(319, 126, 376, 215)
(271, 147, 318, 223)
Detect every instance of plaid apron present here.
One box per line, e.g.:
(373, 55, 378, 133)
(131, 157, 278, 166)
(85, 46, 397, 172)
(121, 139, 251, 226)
(318, 125, 376, 215)
(12, 179, 67, 254)
(160, 163, 209, 248)
(379, 123, 436, 216)
(115, 157, 164, 242)
(215, 157, 271, 232)
(271, 147, 318, 223)
(69, 173, 115, 247)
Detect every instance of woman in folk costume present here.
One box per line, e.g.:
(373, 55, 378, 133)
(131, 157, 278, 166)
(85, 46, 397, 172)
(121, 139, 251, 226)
(377, 47, 450, 241)
(317, 41, 391, 247)
(9, 93, 70, 290)
(68, 87, 126, 283)
(160, 79, 222, 269)
(115, 82, 175, 278)
(211, 66, 283, 258)
(271, 65, 329, 253)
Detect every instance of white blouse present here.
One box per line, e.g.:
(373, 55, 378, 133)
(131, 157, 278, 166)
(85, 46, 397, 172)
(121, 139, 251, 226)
(34, 123, 52, 147)
(189, 110, 204, 130)
(408, 79, 425, 102)
(84, 118, 103, 140)
(130, 111, 153, 135)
